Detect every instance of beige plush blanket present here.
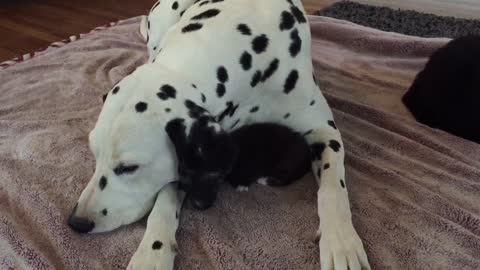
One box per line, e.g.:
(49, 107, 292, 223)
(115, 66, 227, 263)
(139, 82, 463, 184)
(0, 16, 479, 269)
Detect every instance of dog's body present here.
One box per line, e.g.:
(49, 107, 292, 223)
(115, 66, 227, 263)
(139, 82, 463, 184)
(69, 0, 370, 269)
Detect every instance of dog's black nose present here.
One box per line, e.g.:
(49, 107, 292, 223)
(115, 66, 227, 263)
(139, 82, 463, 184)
(68, 215, 95, 233)
(68, 204, 95, 233)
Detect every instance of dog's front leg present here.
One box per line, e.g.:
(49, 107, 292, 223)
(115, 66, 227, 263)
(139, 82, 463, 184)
(127, 182, 185, 270)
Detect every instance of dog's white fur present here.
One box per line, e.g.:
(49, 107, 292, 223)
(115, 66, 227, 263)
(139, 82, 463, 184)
(72, 0, 370, 269)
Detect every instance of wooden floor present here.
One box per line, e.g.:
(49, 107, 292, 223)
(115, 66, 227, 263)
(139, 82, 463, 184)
(3, 0, 480, 62)
(0, 0, 323, 62)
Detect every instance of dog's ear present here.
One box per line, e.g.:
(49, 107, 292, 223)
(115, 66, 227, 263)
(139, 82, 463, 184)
(165, 118, 188, 163)
(139, 15, 149, 42)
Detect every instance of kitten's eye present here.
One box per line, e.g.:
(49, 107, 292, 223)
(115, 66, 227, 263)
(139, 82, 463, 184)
(114, 163, 139, 175)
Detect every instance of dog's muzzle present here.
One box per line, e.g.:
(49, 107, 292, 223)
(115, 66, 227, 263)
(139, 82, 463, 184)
(67, 204, 95, 233)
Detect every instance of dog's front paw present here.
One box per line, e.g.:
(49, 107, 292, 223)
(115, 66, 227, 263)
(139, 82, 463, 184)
(319, 221, 370, 270)
(127, 239, 178, 270)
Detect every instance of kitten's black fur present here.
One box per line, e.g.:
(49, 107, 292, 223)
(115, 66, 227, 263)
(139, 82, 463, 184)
(403, 35, 480, 143)
(226, 123, 311, 189)
(169, 120, 311, 210)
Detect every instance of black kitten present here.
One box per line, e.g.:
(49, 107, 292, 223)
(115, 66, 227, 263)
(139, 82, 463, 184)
(226, 123, 311, 190)
(166, 116, 238, 210)
(403, 35, 480, 143)
(170, 120, 311, 210)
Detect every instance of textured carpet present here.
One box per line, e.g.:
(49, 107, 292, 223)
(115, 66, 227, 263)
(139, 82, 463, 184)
(317, 1, 480, 38)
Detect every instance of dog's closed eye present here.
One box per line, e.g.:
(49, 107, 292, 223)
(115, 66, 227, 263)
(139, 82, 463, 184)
(113, 163, 139, 175)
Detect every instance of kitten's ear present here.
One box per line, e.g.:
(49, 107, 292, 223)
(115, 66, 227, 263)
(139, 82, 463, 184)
(165, 118, 188, 160)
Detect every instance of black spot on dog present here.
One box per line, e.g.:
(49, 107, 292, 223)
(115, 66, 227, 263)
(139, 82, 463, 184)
(250, 106, 259, 113)
(165, 108, 171, 113)
(340, 179, 345, 188)
(180, 10, 186, 17)
(286, 0, 294, 5)
(237, 24, 252, 36)
(317, 168, 321, 178)
(102, 93, 107, 103)
(192, 84, 197, 89)
(135, 102, 148, 112)
(176, 211, 179, 219)
(311, 143, 326, 160)
(231, 119, 240, 129)
(153, 46, 157, 51)
(328, 120, 337, 130)
(284, 113, 291, 119)
(229, 104, 239, 117)
(289, 29, 302, 57)
(303, 129, 313, 136)
(191, 9, 220, 20)
(157, 84, 177, 100)
(261, 58, 279, 82)
(112, 86, 120, 94)
(99, 176, 107, 190)
(310, 100, 315, 106)
(101, 209, 107, 216)
(216, 83, 226, 98)
(217, 101, 238, 122)
(329, 140, 341, 152)
(252, 34, 269, 54)
(172, 1, 179, 10)
(146, 34, 149, 43)
(251, 70, 262, 87)
(323, 163, 330, 170)
(212, 0, 223, 2)
(284, 70, 299, 94)
(291, 6, 307, 23)
(313, 73, 318, 85)
(185, 99, 207, 118)
(152, 240, 163, 250)
(148, 20, 150, 29)
(217, 66, 229, 83)
(217, 104, 230, 122)
(201, 93, 206, 103)
(240, 51, 252, 71)
(182, 23, 203, 33)
(280, 11, 295, 31)
(199, 0, 209, 6)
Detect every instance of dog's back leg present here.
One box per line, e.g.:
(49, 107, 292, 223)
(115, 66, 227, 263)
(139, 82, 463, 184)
(266, 69, 371, 269)
(141, 0, 198, 61)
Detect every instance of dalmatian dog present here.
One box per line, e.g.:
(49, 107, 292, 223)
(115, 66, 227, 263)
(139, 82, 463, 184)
(67, 0, 371, 269)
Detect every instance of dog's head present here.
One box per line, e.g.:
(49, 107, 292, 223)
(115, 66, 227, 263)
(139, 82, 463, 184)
(166, 115, 238, 210)
(68, 64, 236, 233)
(68, 65, 187, 233)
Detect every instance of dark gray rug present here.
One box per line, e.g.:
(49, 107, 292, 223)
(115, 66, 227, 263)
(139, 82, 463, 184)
(316, 1, 480, 38)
